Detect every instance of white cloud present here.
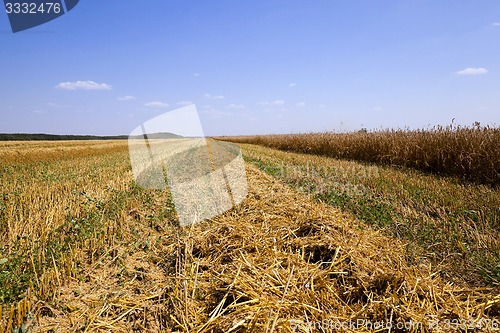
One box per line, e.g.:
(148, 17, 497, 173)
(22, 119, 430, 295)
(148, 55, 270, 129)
(456, 67, 488, 75)
(176, 101, 193, 106)
(289, 83, 297, 87)
(373, 106, 383, 111)
(55, 80, 112, 90)
(296, 102, 306, 107)
(319, 104, 326, 108)
(203, 107, 231, 118)
(194, 73, 200, 77)
(226, 104, 245, 109)
(259, 100, 285, 106)
(144, 101, 169, 108)
(493, 22, 500, 26)
(33, 110, 45, 114)
(204, 93, 224, 100)
(118, 95, 136, 101)
(47, 102, 71, 108)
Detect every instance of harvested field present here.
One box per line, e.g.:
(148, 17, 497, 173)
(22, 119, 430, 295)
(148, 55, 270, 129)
(238, 143, 500, 288)
(1, 141, 499, 332)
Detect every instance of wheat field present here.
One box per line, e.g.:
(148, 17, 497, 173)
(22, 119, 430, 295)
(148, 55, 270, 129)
(219, 125, 500, 186)
(1, 140, 499, 332)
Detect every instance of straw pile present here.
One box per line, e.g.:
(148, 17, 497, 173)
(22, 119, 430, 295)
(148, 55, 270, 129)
(23, 165, 499, 332)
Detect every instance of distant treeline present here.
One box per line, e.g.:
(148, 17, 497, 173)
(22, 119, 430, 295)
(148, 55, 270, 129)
(0, 132, 183, 141)
(219, 125, 500, 186)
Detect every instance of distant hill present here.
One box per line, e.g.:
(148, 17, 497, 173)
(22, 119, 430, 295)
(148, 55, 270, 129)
(0, 132, 183, 141)
(140, 132, 184, 139)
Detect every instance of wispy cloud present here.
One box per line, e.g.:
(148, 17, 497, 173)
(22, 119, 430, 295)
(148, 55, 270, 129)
(33, 110, 45, 114)
(258, 100, 285, 106)
(118, 95, 136, 101)
(289, 83, 297, 87)
(203, 107, 231, 118)
(296, 102, 306, 107)
(177, 101, 193, 106)
(493, 22, 500, 26)
(55, 80, 112, 90)
(144, 101, 169, 108)
(456, 67, 488, 75)
(194, 73, 200, 77)
(47, 102, 71, 108)
(226, 104, 245, 109)
(373, 106, 383, 111)
(204, 93, 224, 100)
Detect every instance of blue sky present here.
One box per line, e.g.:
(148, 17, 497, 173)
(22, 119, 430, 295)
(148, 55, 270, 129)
(1, 1, 499, 136)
